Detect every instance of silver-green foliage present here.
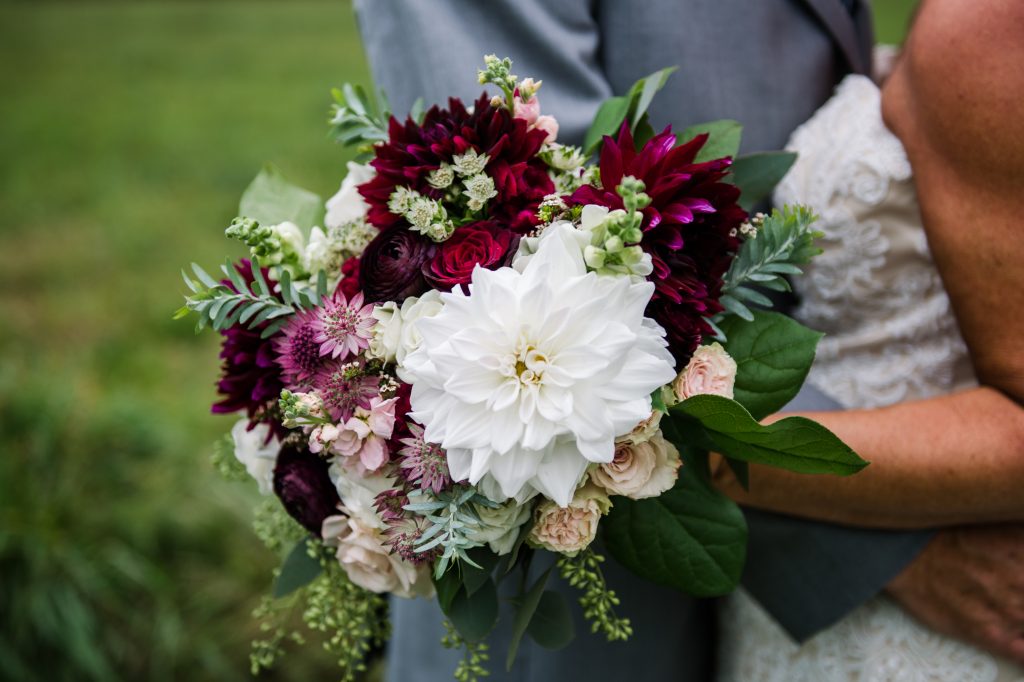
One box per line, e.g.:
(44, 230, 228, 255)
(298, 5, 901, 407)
(717, 205, 823, 324)
(405, 486, 497, 579)
(175, 259, 327, 338)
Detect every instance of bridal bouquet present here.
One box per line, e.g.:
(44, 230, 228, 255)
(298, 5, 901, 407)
(178, 56, 865, 680)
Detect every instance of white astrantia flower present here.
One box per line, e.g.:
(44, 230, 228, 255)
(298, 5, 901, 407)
(401, 222, 676, 506)
(230, 419, 280, 495)
(325, 161, 374, 229)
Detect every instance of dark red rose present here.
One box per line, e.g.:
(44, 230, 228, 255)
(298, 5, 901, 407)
(570, 124, 746, 365)
(335, 255, 362, 300)
(422, 222, 520, 291)
(358, 227, 436, 303)
(272, 440, 341, 536)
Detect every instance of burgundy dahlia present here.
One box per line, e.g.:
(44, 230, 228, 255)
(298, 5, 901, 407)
(358, 93, 554, 233)
(212, 260, 286, 434)
(358, 227, 435, 303)
(422, 221, 520, 291)
(570, 124, 747, 364)
(335, 255, 362, 300)
(272, 440, 341, 536)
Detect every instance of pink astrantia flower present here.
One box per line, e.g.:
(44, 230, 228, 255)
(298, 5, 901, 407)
(313, 361, 378, 422)
(315, 292, 376, 361)
(397, 422, 451, 494)
(273, 306, 325, 387)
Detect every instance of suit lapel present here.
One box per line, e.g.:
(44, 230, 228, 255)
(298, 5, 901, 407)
(801, 0, 870, 75)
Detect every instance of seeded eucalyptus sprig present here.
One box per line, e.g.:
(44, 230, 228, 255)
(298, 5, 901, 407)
(174, 258, 327, 338)
(557, 549, 633, 642)
(714, 205, 823, 327)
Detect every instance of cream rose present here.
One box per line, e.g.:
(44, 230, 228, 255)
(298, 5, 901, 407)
(674, 342, 737, 400)
(393, 290, 444, 374)
(528, 485, 611, 556)
(322, 515, 433, 598)
(368, 301, 401, 363)
(468, 501, 532, 555)
(591, 431, 681, 500)
(325, 161, 374, 229)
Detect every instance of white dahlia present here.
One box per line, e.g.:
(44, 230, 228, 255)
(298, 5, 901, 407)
(401, 222, 676, 506)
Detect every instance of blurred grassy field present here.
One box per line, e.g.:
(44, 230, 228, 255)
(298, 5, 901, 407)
(0, 1, 917, 680)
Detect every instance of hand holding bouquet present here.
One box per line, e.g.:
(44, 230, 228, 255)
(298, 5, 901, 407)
(178, 55, 865, 680)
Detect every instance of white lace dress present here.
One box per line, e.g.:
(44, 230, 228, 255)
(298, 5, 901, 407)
(715, 75, 1024, 682)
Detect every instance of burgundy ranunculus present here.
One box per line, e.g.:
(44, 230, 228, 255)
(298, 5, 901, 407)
(570, 124, 747, 365)
(212, 260, 286, 437)
(358, 94, 553, 234)
(272, 440, 342, 536)
(358, 226, 436, 303)
(422, 221, 520, 291)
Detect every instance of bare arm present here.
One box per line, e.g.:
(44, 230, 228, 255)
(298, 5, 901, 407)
(717, 0, 1024, 528)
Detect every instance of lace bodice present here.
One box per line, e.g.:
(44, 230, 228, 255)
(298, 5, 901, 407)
(717, 75, 1023, 681)
(775, 74, 975, 409)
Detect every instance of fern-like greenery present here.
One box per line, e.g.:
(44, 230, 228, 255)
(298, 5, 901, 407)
(715, 205, 822, 326)
(174, 258, 327, 338)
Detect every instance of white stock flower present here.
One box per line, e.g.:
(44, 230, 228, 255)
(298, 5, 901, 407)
(673, 342, 738, 400)
(402, 222, 676, 506)
(230, 419, 280, 495)
(270, 221, 305, 259)
(467, 500, 532, 555)
(325, 161, 374, 229)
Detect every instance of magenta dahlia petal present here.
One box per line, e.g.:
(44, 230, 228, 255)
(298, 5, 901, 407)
(569, 125, 746, 365)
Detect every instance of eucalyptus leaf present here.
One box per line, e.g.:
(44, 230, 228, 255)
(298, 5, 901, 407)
(719, 310, 822, 420)
(433, 566, 462, 615)
(239, 164, 323, 231)
(526, 590, 575, 650)
(448, 578, 499, 642)
(273, 539, 322, 598)
(671, 395, 868, 475)
(603, 465, 748, 596)
(729, 151, 798, 211)
(681, 119, 742, 162)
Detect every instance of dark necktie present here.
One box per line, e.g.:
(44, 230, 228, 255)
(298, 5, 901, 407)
(839, 0, 857, 15)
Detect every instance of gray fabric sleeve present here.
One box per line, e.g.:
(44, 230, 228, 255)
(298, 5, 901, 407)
(352, 0, 611, 145)
(740, 383, 934, 642)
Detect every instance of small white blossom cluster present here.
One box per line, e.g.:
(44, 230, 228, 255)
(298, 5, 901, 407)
(731, 211, 766, 239)
(388, 187, 456, 242)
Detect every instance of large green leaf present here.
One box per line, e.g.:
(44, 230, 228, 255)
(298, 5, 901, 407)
(463, 547, 501, 597)
(505, 565, 553, 671)
(273, 538, 322, 598)
(628, 66, 678, 133)
(719, 310, 822, 420)
(671, 395, 868, 475)
(602, 466, 748, 597)
(583, 96, 631, 155)
(584, 66, 678, 155)
(729, 151, 798, 211)
(239, 163, 323, 231)
(448, 578, 499, 642)
(681, 119, 742, 163)
(526, 590, 575, 650)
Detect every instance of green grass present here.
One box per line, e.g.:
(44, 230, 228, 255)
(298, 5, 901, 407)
(0, 1, 369, 679)
(0, 1, 918, 680)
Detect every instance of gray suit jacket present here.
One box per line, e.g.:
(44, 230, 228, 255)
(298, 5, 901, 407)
(354, 1, 932, 679)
